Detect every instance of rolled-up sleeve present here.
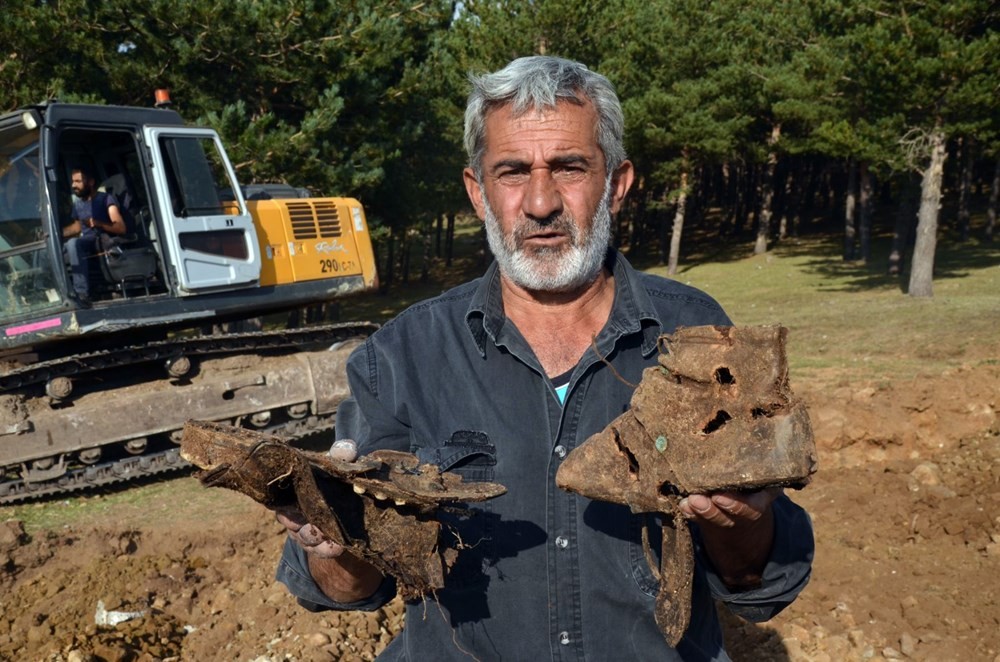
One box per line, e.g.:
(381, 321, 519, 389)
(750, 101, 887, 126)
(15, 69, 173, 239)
(701, 494, 814, 622)
(275, 536, 398, 612)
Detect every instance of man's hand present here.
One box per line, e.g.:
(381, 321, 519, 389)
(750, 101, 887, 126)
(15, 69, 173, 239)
(274, 439, 359, 558)
(274, 439, 384, 603)
(275, 508, 346, 559)
(679, 487, 781, 590)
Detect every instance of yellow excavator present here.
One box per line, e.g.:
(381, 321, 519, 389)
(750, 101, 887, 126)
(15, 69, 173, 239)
(0, 94, 379, 503)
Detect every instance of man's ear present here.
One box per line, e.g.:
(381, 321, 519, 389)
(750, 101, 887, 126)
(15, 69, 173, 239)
(463, 167, 487, 221)
(609, 160, 635, 215)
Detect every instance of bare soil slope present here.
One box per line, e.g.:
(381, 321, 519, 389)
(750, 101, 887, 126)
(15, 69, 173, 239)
(1, 361, 998, 662)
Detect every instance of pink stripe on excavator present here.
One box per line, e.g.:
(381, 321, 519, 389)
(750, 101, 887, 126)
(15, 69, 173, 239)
(5, 317, 63, 337)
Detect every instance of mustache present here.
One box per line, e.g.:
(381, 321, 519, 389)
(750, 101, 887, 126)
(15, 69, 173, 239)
(511, 214, 578, 244)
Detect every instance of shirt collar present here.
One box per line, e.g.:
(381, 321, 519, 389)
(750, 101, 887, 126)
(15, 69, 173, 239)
(464, 248, 662, 358)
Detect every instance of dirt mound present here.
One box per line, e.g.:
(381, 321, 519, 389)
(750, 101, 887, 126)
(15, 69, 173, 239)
(1, 362, 997, 661)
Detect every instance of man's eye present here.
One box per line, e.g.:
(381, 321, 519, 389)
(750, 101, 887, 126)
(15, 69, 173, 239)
(497, 171, 528, 183)
(553, 165, 586, 179)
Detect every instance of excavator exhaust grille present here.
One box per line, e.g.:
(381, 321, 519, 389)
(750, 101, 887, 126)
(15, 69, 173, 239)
(287, 201, 343, 239)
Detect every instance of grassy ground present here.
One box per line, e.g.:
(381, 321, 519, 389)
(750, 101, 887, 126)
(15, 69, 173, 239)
(653, 229, 1000, 386)
(2, 476, 241, 533)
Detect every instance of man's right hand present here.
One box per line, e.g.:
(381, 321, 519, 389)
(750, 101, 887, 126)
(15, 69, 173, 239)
(275, 439, 385, 603)
(274, 438, 359, 558)
(275, 508, 347, 559)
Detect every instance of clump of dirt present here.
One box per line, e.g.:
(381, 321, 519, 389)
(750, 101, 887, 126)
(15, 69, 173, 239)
(0, 361, 997, 661)
(0, 393, 29, 430)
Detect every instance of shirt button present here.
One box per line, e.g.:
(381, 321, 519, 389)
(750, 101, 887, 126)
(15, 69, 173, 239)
(553, 445, 567, 458)
(555, 535, 569, 549)
(559, 631, 571, 645)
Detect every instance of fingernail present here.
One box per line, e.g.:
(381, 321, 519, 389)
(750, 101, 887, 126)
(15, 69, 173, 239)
(332, 440, 355, 451)
(714, 495, 735, 509)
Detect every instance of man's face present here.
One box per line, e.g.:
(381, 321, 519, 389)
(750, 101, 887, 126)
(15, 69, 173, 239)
(464, 100, 633, 293)
(71, 171, 92, 198)
(480, 172, 613, 293)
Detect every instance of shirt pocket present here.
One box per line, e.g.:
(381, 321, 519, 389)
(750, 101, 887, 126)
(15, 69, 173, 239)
(416, 431, 498, 589)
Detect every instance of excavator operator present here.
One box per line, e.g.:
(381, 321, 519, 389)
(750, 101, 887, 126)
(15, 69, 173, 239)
(62, 166, 127, 305)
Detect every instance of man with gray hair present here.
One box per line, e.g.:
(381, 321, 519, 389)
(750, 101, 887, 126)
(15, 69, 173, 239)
(276, 55, 813, 660)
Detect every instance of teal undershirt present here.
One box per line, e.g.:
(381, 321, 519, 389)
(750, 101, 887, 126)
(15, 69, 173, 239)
(551, 368, 573, 405)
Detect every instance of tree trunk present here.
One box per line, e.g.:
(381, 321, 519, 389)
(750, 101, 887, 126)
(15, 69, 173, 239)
(803, 162, 820, 214)
(824, 167, 836, 213)
(888, 173, 920, 276)
(420, 221, 432, 283)
(755, 124, 781, 255)
(778, 167, 793, 240)
(740, 164, 758, 239)
(379, 235, 394, 293)
(843, 160, 858, 260)
(658, 197, 670, 265)
(858, 162, 873, 263)
(401, 230, 411, 284)
(908, 129, 948, 298)
(721, 162, 736, 238)
(668, 170, 688, 276)
(987, 157, 999, 242)
(445, 212, 456, 266)
(435, 213, 443, 257)
(957, 137, 973, 241)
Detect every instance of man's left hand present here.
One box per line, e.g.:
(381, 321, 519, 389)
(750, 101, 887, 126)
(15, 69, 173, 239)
(679, 488, 782, 590)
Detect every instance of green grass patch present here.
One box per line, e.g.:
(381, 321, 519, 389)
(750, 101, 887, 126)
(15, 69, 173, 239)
(2, 475, 254, 534)
(654, 233, 1000, 385)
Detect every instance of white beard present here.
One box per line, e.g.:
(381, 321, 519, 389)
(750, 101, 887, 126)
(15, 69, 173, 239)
(481, 175, 613, 293)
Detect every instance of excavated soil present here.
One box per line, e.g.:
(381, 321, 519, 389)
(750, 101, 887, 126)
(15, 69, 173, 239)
(1, 360, 998, 662)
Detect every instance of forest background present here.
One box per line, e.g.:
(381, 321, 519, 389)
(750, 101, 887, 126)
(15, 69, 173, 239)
(2, 0, 998, 298)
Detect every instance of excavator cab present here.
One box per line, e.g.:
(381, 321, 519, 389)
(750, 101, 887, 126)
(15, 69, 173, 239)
(0, 104, 261, 336)
(0, 101, 376, 356)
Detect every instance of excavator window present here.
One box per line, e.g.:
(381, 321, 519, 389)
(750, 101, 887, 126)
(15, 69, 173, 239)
(178, 229, 248, 260)
(0, 124, 60, 321)
(159, 136, 238, 218)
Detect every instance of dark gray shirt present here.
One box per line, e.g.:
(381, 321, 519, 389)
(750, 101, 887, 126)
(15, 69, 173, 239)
(276, 249, 814, 661)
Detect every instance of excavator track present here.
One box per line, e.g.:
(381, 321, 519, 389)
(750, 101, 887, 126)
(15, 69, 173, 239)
(0, 322, 380, 393)
(0, 413, 336, 505)
(0, 322, 378, 505)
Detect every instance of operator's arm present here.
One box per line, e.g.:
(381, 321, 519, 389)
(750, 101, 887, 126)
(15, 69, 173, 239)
(63, 220, 81, 238)
(97, 203, 127, 235)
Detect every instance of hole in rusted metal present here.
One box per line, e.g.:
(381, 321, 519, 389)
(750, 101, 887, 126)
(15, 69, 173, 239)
(714, 367, 735, 385)
(613, 427, 640, 476)
(702, 410, 732, 434)
(659, 482, 682, 497)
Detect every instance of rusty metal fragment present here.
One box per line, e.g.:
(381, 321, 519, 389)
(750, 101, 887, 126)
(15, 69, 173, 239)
(556, 325, 817, 645)
(180, 421, 506, 600)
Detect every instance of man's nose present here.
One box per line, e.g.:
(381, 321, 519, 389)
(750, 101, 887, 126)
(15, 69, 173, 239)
(522, 169, 562, 222)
